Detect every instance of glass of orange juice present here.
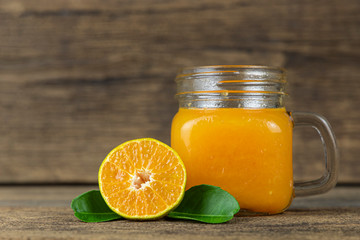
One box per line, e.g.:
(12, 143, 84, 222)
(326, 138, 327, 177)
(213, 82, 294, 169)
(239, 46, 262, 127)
(171, 65, 339, 215)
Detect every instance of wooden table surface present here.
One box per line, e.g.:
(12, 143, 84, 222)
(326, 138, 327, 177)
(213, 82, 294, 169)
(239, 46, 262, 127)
(0, 185, 359, 239)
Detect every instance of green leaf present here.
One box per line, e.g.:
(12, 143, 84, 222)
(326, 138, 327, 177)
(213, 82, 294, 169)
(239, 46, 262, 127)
(167, 184, 240, 224)
(71, 190, 123, 222)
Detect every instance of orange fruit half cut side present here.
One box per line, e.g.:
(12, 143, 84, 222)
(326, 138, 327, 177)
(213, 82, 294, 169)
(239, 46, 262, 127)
(98, 138, 186, 220)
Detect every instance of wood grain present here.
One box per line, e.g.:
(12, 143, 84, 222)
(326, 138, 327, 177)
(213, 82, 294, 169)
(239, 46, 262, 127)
(1, 207, 359, 240)
(0, 0, 359, 183)
(0, 186, 359, 240)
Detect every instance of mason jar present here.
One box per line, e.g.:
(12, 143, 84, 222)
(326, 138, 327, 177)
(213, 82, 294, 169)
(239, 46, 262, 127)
(171, 65, 339, 215)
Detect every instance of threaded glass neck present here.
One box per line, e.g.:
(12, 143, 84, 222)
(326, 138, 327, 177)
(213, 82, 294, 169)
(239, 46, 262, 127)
(175, 65, 287, 109)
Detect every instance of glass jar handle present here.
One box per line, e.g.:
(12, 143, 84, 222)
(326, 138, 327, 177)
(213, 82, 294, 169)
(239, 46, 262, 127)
(291, 112, 339, 197)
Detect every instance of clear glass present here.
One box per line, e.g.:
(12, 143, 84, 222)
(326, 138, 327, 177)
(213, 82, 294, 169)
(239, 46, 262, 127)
(171, 65, 339, 215)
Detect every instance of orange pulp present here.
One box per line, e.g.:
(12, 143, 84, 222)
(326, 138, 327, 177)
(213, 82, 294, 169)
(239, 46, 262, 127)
(171, 107, 294, 214)
(98, 138, 186, 219)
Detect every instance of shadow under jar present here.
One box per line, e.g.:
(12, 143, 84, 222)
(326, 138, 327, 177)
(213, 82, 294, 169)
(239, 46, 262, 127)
(171, 65, 339, 215)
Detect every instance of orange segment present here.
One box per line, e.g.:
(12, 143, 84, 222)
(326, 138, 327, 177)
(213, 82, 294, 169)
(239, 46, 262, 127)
(150, 181, 184, 206)
(110, 150, 135, 175)
(98, 138, 186, 220)
(152, 164, 186, 184)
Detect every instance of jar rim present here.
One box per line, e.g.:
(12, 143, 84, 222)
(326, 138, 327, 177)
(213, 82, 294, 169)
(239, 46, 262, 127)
(174, 65, 287, 109)
(176, 65, 286, 81)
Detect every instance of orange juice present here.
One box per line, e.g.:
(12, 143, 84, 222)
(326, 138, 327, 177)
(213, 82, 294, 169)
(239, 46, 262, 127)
(171, 107, 294, 214)
(172, 65, 339, 214)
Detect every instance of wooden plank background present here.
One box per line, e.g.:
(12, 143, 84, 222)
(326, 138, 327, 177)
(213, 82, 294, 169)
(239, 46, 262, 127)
(0, 186, 359, 239)
(0, 0, 359, 183)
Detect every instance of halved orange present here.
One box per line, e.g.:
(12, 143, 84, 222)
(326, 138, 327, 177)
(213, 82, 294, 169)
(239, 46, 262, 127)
(98, 138, 186, 220)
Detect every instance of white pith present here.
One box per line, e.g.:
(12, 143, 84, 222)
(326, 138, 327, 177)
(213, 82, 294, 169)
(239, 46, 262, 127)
(131, 170, 152, 190)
